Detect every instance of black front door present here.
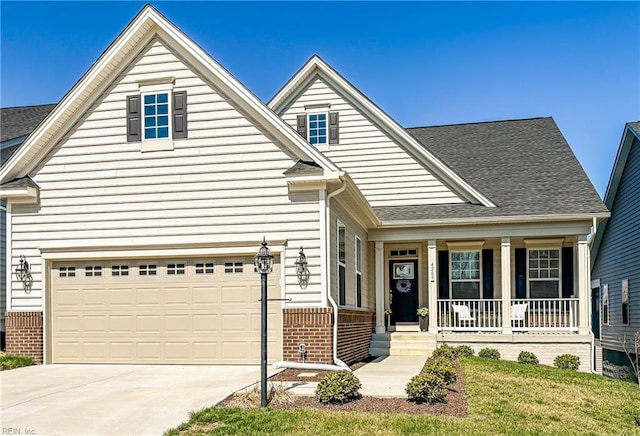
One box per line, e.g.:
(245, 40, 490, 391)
(389, 259, 419, 323)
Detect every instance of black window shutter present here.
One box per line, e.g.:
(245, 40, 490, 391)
(438, 250, 449, 299)
(562, 247, 574, 298)
(482, 249, 494, 299)
(173, 91, 187, 139)
(126, 96, 141, 142)
(296, 115, 307, 139)
(515, 248, 527, 299)
(329, 111, 339, 144)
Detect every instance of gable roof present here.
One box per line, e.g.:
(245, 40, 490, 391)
(0, 5, 342, 184)
(268, 55, 496, 208)
(591, 121, 640, 264)
(1, 104, 56, 143)
(374, 117, 609, 225)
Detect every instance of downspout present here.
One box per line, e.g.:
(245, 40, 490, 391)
(326, 180, 347, 366)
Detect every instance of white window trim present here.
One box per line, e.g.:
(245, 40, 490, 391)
(307, 111, 329, 149)
(602, 283, 609, 326)
(449, 250, 482, 299)
(337, 220, 346, 306)
(526, 247, 562, 299)
(355, 235, 362, 308)
(138, 79, 175, 152)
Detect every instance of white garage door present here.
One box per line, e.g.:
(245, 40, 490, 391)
(50, 257, 281, 364)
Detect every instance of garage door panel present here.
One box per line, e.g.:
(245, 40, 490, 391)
(83, 288, 108, 307)
(52, 257, 282, 364)
(110, 288, 136, 305)
(136, 315, 162, 333)
(164, 287, 190, 306)
(136, 287, 161, 306)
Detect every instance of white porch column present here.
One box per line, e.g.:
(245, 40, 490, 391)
(576, 235, 590, 334)
(427, 240, 438, 333)
(501, 237, 512, 334)
(375, 241, 386, 334)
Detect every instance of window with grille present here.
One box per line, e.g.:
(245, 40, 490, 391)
(85, 266, 102, 277)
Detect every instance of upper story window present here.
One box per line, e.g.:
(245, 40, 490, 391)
(622, 280, 629, 325)
(308, 113, 327, 145)
(143, 93, 169, 139)
(602, 284, 609, 325)
(127, 84, 187, 150)
(296, 111, 339, 146)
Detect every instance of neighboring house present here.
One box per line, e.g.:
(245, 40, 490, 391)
(1, 6, 608, 370)
(591, 122, 640, 378)
(0, 104, 56, 349)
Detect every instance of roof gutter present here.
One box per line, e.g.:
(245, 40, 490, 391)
(377, 212, 610, 228)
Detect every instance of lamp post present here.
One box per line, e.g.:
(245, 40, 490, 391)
(254, 237, 274, 408)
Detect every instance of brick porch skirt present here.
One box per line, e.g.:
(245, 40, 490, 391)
(282, 308, 375, 365)
(5, 311, 43, 364)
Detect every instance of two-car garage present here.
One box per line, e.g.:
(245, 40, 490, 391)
(49, 257, 281, 364)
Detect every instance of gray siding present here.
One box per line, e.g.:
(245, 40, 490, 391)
(592, 137, 640, 353)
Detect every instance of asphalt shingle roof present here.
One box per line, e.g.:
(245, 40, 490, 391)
(374, 117, 607, 222)
(1, 104, 56, 143)
(283, 160, 323, 176)
(628, 121, 640, 135)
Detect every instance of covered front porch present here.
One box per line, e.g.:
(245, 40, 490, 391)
(370, 229, 592, 337)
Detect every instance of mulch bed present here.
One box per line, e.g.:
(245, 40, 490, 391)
(221, 357, 469, 416)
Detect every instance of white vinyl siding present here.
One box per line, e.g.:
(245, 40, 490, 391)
(280, 76, 464, 207)
(8, 38, 322, 310)
(329, 199, 370, 310)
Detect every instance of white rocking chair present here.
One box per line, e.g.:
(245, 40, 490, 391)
(451, 304, 475, 328)
(510, 303, 528, 328)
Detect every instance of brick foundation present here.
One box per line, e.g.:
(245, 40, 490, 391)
(5, 311, 43, 364)
(337, 310, 375, 365)
(283, 308, 333, 364)
(282, 307, 376, 366)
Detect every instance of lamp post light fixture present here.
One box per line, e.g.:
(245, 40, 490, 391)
(15, 255, 33, 293)
(254, 237, 274, 408)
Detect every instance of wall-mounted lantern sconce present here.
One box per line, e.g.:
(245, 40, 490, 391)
(294, 247, 310, 289)
(15, 255, 33, 293)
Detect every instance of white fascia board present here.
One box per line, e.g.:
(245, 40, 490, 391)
(377, 212, 610, 228)
(0, 187, 38, 203)
(0, 6, 340, 183)
(268, 56, 496, 207)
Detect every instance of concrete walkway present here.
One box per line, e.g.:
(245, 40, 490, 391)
(283, 355, 427, 398)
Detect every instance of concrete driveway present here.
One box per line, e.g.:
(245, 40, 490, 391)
(0, 364, 267, 435)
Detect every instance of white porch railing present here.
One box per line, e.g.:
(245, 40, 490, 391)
(437, 298, 579, 332)
(511, 298, 578, 332)
(438, 299, 503, 332)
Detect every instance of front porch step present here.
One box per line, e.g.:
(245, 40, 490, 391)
(369, 332, 437, 357)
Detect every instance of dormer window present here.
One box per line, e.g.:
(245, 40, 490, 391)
(297, 111, 339, 146)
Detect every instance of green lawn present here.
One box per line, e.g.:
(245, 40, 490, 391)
(166, 357, 640, 435)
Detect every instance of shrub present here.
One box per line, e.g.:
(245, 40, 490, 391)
(432, 344, 455, 359)
(424, 357, 457, 385)
(453, 345, 475, 357)
(478, 348, 501, 360)
(554, 354, 580, 371)
(0, 354, 34, 371)
(405, 373, 447, 404)
(517, 351, 539, 365)
(315, 370, 362, 404)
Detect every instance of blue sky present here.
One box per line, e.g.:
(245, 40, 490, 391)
(1, 1, 638, 196)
